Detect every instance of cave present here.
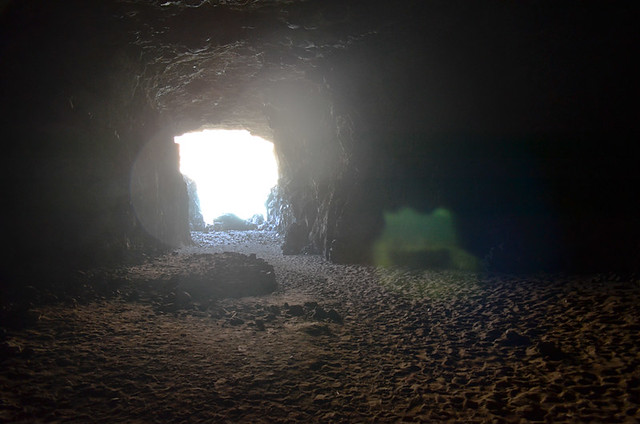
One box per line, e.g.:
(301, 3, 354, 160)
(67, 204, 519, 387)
(175, 129, 278, 225)
(2, 1, 639, 422)
(3, 0, 639, 276)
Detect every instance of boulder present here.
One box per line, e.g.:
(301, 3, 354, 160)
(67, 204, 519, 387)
(142, 253, 277, 309)
(282, 222, 309, 255)
(213, 214, 257, 231)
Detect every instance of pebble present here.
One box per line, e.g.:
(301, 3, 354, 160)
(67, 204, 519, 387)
(2, 230, 638, 423)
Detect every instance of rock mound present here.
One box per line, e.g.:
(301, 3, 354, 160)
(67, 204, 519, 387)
(172, 252, 276, 301)
(125, 252, 277, 311)
(210, 214, 257, 231)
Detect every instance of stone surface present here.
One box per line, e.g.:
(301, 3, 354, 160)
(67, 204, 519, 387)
(176, 252, 277, 301)
(2, 0, 639, 283)
(213, 214, 257, 231)
(125, 251, 277, 309)
(499, 329, 532, 347)
(183, 175, 206, 231)
(282, 222, 309, 255)
(2, 231, 639, 422)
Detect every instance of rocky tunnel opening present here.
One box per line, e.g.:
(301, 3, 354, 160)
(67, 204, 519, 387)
(2, 0, 639, 284)
(2, 2, 640, 422)
(174, 129, 278, 228)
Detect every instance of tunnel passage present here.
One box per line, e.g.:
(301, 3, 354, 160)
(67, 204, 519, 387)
(174, 129, 279, 226)
(2, 0, 639, 286)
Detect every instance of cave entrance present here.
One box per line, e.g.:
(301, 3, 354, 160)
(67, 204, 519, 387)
(174, 129, 278, 225)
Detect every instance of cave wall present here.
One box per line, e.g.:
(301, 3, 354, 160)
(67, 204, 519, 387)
(267, 2, 640, 272)
(2, 1, 190, 282)
(2, 0, 639, 280)
(264, 79, 376, 261)
(183, 175, 206, 231)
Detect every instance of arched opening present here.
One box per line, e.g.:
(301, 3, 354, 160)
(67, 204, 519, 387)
(174, 129, 279, 225)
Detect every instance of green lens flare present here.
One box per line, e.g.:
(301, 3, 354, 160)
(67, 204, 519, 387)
(373, 207, 479, 271)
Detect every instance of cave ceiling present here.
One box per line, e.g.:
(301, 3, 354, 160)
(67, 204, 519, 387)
(105, 0, 637, 140)
(112, 0, 401, 138)
(5, 0, 635, 140)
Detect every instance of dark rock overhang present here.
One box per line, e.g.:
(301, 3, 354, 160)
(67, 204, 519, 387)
(109, 0, 405, 138)
(2, 0, 638, 275)
(101, 0, 638, 139)
(6, 0, 633, 138)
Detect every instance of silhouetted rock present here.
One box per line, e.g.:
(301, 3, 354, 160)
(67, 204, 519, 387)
(284, 304, 305, 317)
(326, 309, 343, 324)
(311, 305, 328, 321)
(126, 252, 277, 310)
(184, 175, 206, 231)
(229, 317, 244, 326)
(175, 290, 193, 309)
(282, 222, 308, 255)
(302, 324, 332, 337)
(254, 319, 266, 331)
(248, 214, 266, 229)
(499, 330, 531, 347)
(214, 214, 257, 231)
(3, 0, 638, 290)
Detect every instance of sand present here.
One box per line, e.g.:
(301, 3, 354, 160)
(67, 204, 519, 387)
(1, 230, 639, 423)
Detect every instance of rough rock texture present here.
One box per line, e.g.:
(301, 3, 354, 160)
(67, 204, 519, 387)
(2, 1, 192, 281)
(212, 214, 257, 231)
(2, 0, 640, 282)
(183, 175, 205, 230)
(1, 232, 639, 422)
(126, 251, 277, 306)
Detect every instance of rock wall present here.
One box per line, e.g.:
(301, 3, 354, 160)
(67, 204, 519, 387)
(183, 176, 206, 231)
(2, 2, 190, 282)
(265, 5, 640, 272)
(2, 0, 638, 278)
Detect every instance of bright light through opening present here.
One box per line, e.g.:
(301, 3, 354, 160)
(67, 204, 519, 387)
(174, 129, 278, 223)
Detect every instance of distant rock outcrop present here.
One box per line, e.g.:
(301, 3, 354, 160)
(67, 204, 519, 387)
(213, 214, 257, 231)
(183, 175, 206, 231)
(3, 0, 638, 284)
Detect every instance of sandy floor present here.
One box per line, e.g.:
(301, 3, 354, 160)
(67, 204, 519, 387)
(1, 231, 639, 423)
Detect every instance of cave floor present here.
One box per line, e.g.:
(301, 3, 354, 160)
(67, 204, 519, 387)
(1, 231, 639, 423)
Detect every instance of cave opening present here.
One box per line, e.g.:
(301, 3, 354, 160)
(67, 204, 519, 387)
(174, 129, 279, 225)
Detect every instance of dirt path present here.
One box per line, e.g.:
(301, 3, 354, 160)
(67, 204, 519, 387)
(1, 231, 639, 422)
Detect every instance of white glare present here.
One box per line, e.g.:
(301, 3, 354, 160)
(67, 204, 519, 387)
(174, 129, 278, 223)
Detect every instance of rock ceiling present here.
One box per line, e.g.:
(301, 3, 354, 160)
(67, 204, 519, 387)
(103, 0, 637, 140)
(112, 0, 403, 138)
(4, 0, 636, 139)
(2, 0, 638, 274)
